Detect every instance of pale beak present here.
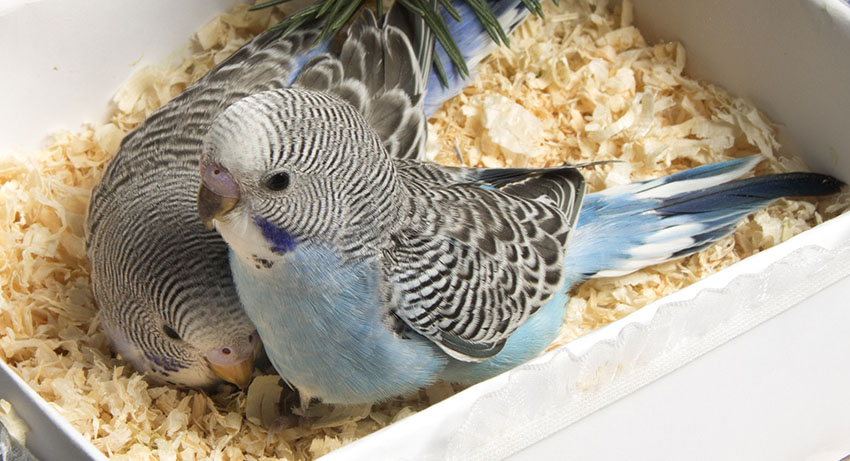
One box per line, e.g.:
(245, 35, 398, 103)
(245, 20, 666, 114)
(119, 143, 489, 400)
(198, 155, 240, 229)
(210, 358, 254, 389)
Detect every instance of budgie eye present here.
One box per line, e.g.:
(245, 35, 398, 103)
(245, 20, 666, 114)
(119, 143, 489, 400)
(162, 324, 181, 341)
(265, 172, 290, 192)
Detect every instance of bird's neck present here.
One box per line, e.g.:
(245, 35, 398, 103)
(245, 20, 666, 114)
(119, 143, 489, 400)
(337, 160, 414, 254)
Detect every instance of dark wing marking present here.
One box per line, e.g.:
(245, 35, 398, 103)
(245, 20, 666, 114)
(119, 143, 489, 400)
(292, 7, 431, 161)
(395, 160, 588, 224)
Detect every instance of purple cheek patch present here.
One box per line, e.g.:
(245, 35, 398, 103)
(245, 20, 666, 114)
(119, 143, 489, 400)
(254, 217, 297, 254)
(144, 350, 182, 372)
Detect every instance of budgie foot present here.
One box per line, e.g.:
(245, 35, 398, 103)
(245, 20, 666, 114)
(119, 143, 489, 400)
(246, 375, 372, 430)
(291, 401, 373, 430)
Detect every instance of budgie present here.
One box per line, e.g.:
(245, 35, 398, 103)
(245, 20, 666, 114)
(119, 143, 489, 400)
(86, 1, 534, 388)
(196, 11, 843, 404)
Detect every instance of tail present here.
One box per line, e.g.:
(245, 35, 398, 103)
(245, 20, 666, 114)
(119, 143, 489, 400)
(424, 1, 532, 116)
(566, 155, 844, 278)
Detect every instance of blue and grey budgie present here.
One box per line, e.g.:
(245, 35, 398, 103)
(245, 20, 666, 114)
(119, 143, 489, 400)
(86, 1, 533, 388)
(196, 11, 843, 404)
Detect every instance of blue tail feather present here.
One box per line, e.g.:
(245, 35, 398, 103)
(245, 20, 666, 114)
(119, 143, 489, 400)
(566, 157, 843, 279)
(654, 173, 843, 215)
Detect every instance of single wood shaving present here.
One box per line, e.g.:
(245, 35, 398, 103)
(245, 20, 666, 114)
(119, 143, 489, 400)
(0, 399, 29, 446)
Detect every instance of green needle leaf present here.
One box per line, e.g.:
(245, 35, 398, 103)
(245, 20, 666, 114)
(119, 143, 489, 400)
(432, 50, 450, 86)
(249, 0, 295, 11)
(439, 0, 462, 22)
(254, 0, 555, 82)
(465, 0, 509, 47)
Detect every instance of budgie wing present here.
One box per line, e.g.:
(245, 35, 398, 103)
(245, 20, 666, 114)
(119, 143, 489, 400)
(385, 166, 585, 362)
(424, 0, 532, 115)
(396, 160, 587, 225)
(291, 6, 432, 161)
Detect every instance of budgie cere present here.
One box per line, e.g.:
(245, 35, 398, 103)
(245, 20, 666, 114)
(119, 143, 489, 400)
(197, 9, 843, 404)
(86, 0, 533, 388)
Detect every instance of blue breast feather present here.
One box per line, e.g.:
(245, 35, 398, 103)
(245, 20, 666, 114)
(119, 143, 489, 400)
(232, 235, 573, 401)
(230, 243, 446, 404)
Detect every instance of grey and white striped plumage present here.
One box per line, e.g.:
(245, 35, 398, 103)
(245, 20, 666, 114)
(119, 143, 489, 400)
(292, 6, 431, 161)
(86, 22, 331, 387)
(388, 167, 579, 359)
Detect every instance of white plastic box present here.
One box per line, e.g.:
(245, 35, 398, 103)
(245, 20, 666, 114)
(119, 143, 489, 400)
(1, 1, 849, 460)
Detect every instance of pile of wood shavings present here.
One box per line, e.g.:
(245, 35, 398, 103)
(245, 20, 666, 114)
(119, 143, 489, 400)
(0, 1, 845, 459)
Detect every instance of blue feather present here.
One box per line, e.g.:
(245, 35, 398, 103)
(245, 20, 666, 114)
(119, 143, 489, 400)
(282, 39, 333, 87)
(230, 244, 445, 404)
(654, 173, 843, 215)
(568, 156, 843, 278)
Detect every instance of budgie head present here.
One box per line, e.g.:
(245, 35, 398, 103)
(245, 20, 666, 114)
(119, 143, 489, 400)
(198, 88, 404, 260)
(89, 206, 260, 389)
(94, 278, 259, 389)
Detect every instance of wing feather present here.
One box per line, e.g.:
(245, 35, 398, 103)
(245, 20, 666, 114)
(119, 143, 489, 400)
(385, 165, 586, 362)
(292, 7, 430, 161)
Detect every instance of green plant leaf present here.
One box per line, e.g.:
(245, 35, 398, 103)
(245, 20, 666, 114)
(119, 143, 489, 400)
(253, 1, 553, 84)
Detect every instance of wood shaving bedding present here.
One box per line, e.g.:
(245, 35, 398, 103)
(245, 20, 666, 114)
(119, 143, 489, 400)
(0, 399, 29, 446)
(0, 1, 845, 459)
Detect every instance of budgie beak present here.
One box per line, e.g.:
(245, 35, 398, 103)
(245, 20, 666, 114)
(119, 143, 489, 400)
(209, 357, 254, 389)
(206, 332, 260, 389)
(198, 155, 240, 229)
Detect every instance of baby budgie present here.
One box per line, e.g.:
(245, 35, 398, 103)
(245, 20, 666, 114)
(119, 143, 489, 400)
(196, 18, 843, 404)
(86, 1, 534, 388)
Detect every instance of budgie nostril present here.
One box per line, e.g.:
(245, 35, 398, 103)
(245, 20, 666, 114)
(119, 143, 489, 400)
(200, 154, 240, 198)
(198, 155, 240, 229)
